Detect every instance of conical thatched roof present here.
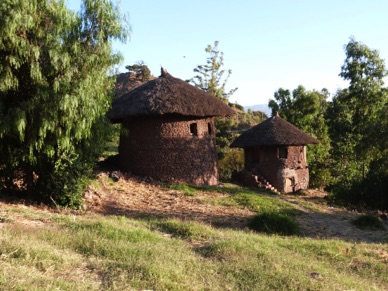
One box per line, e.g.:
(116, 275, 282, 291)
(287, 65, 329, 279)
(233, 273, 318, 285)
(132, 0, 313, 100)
(230, 113, 319, 147)
(107, 68, 235, 123)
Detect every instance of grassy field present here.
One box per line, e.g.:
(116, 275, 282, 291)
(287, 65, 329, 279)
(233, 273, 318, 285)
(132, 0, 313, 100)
(1, 183, 387, 290)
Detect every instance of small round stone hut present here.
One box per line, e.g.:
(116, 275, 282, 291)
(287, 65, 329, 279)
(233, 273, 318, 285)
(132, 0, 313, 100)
(230, 113, 318, 193)
(106, 68, 234, 186)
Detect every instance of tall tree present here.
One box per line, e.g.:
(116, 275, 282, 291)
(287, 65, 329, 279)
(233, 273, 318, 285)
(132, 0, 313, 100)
(338, 37, 387, 164)
(328, 37, 387, 178)
(269, 86, 331, 188)
(327, 37, 388, 207)
(0, 0, 130, 206)
(188, 41, 237, 102)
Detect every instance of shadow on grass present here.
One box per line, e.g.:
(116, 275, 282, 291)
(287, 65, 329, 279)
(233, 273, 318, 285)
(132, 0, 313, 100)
(99, 201, 252, 231)
(247, 212, 300, 236)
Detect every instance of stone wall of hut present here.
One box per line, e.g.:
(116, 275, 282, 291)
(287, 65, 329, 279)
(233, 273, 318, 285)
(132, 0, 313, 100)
(244, 145, 309, 193)
(119, 116, 218, 185)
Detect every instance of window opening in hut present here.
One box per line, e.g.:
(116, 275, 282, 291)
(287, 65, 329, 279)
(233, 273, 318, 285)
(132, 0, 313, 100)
(298, 146, 304, 163)
(278, 147, 288, 159)
(190, 123, 198, 136)
(207, 123, 212, 134)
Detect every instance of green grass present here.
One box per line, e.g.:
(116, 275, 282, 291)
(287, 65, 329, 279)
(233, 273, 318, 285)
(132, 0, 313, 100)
(352, 214, 386, 230)
(199, 186, 301, 216)
(151, 218, 214, 241)
(169, 184, 197, 196)
(247, 211, 300, 235)
(1, 185, 387, 290)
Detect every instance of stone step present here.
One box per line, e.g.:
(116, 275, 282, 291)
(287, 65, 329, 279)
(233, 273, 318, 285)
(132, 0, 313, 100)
(246, 170, 281, 194)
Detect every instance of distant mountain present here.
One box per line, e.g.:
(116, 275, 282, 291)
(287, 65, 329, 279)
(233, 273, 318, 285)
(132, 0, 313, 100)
(244, 104, 271, 117)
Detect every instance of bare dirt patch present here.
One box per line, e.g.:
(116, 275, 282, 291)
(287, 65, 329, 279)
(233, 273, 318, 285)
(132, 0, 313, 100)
(83, 172, 255, 229)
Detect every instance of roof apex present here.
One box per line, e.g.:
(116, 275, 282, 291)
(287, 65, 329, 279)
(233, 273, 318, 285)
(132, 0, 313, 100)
(230, 114, 319, 147)
(160, 67, 169, 77)
(107, 69, 235, 123)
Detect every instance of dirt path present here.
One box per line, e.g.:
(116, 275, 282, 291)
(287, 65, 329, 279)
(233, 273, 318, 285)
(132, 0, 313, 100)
(280, 191, 388, 243)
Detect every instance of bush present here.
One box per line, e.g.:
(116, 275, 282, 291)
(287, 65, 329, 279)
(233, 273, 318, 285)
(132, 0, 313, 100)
(247, 212, 300, 236)
(329, 156, 388, 210)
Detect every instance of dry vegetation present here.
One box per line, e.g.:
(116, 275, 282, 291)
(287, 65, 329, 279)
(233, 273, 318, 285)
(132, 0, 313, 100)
(84, 171, 388, 243)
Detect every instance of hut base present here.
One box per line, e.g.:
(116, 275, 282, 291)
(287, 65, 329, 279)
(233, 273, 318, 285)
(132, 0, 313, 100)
(232, 170, 280, 194)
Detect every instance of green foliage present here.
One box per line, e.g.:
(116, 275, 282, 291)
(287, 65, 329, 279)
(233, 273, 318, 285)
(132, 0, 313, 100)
(268, 86, 332, 188)
(188, 41, 237, 102)
(218, 148, 244, 181)
(247, 212, 300, 235)
(352, 215, 385, 231)
(216, 109, 266, 179)
(330, 154, 388, 210)
(188, 41, 267, 181)
(125, 60, 151, 81)
(327, 37, 388, 209)
(0, 0, 130, 206)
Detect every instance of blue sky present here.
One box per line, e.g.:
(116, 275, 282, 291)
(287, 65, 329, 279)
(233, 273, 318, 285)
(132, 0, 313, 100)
(66, 0, 388, 106)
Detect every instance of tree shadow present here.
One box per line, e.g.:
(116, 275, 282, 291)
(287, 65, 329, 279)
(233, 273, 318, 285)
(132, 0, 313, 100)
(93, 195, 253, 231)
(295, 210, 388, 244)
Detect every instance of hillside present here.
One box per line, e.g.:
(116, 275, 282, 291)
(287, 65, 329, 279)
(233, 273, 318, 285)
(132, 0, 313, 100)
(244, 104, 271, 116)
(1, 170, 387, 290)
(83, 171, 387, 243)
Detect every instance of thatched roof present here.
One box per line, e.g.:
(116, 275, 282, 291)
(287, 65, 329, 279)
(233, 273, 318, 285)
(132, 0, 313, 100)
(114, 72, 155, 99)
(107, 68, 235, 123)
(230, 113, 319, 147)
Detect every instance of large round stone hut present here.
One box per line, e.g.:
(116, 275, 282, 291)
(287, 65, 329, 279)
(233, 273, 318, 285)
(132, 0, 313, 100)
(230, 113, 318, 193)
(106, 68, 234, 186)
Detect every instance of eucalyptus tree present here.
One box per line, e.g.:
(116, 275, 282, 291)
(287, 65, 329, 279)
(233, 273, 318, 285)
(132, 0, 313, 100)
(0, 0, 130, 206)
(327, 37, 387, 207)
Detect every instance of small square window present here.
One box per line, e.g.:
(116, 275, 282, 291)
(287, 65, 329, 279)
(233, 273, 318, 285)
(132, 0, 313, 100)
(278, 147, 288, 159)
(190, 123, 198, 136)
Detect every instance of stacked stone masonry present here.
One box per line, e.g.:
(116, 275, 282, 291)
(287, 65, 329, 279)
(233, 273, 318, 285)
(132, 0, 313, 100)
(119, 116, 218, 186)
(244, 145, 309, 193)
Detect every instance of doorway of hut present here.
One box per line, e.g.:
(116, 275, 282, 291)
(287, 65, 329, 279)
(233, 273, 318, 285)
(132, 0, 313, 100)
(285, 177, 295, 193)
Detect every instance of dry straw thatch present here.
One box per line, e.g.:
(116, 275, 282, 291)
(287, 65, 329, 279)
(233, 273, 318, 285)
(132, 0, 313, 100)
(107, 68, 234, 123)
(230, 113, 318, 147)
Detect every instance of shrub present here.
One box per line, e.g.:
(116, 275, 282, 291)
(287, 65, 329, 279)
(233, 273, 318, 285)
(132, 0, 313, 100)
(218, 148, 244, 181)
